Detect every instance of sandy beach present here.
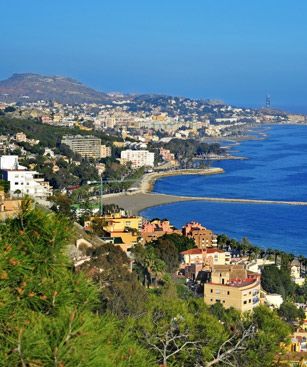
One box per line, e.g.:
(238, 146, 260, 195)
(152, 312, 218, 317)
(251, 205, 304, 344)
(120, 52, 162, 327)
(139, 167, 224, 193)
(102, 167, 307, 215)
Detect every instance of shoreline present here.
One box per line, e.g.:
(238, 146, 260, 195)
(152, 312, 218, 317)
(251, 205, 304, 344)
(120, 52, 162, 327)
(140, 167, 224, 193)
(102, 124, 307, 215)
(102, 164, 307, 215)
(102, 191, 307, 216)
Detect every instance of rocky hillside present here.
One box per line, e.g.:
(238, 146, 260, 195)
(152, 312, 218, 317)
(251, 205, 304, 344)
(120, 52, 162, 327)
(0, 73, 111, 104)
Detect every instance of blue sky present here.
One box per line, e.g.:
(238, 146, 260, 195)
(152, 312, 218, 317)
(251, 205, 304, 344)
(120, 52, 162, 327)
(1, 0, 307, 109)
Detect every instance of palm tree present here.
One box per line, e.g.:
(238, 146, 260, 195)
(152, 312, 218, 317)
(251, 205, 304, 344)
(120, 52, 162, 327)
(265, 248, 274, 261)
(273, 249, 281, 265)
(298, 255, 305, 277)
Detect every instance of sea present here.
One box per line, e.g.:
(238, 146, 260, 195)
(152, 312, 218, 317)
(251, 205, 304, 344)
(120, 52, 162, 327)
(141, 124, 307, 256)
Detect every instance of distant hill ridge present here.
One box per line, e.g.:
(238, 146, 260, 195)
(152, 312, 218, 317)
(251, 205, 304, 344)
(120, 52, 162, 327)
(0, 72, 225, 106)
(0, 73, 111, 104)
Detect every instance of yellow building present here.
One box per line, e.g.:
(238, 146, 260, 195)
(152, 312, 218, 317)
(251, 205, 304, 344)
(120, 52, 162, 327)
(287, 114, 305, 123)
(152, 113, 167, 121)
(75, 122, 93, 131)
(204, 265, 261, 312)
(85, 213, 142, 253)
(100, 213, 142, 232)
(113, 141, 125, 148)
(0, 188, 21, 221)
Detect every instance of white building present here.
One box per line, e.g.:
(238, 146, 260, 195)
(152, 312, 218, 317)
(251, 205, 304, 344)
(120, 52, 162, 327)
(264, 293, 283, 309)
(0, 155, 52, 200)
(180, 248, 231, 266)
(120, 150, 155, 168)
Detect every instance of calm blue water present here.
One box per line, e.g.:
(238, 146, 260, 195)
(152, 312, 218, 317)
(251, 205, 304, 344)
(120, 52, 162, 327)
(141, 125, 307, 256)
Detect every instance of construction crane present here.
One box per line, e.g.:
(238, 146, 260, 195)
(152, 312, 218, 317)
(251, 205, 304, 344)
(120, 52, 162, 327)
(87, 177, 139, 215)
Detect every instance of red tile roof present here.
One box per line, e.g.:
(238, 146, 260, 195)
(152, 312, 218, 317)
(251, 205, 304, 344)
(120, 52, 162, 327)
(180, 248, 224, 255)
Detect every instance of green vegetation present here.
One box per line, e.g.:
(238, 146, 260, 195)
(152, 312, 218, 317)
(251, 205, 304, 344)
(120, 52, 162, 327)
(161, 139, 225, 161)
(80, 244, 148, 318)
(132, 233, 196, 278)
(0, 202, 292, 366)
(261, 265, 295, 299)
(0, 179, 10, 193)
(278, 302, 305, 324)
(261, 264, 307, 303)
(0, 116, 117, 148)
(0, 200, 152, 366)
(0, 116, 144, 193)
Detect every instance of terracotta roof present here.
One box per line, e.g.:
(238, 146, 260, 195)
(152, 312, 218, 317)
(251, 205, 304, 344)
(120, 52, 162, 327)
(180, 248, 224, 255)
(207, 248, 224, 254)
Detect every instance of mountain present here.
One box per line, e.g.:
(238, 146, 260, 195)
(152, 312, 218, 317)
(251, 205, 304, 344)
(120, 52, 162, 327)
(0, 73, 111, 104)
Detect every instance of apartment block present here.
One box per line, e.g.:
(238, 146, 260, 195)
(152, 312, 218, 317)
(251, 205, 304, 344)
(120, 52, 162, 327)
(100, 144, 112, 158)
(142, 219, 181, 243)
(120, 149, 155, 168)
(182, 221, 217, 248)
(204, 265, 260, 312)
(61, 135, 101, 159)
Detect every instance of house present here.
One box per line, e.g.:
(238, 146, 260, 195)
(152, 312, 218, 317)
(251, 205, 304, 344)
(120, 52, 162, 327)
(180, 248, 231, 267)
(204, 265, 261, 312)
(291, 264, 305, 286)
(0, 187, 21, 221)
(84, 212, 142, 253)
(0, 155, 52, 201)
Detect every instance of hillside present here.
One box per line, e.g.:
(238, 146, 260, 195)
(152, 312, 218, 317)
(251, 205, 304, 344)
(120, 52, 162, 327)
(0, 73, 111, 104)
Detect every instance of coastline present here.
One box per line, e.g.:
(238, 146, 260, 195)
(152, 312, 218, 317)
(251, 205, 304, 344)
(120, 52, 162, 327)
(140, 167, 224, 193)
(102, 124, 307, 215)
(102, 165, 307, 215)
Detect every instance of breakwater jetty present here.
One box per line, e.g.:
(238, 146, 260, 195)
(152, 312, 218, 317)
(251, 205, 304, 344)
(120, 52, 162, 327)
(101, 167, 307, 214)
(103, 192, 307, 215)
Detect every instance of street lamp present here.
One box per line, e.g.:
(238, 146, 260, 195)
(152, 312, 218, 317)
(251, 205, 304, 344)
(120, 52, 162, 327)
(87, 175, 103, 216)
(87, 177, 137, 216)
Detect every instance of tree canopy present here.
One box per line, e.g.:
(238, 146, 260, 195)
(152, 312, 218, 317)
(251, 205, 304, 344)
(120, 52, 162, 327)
(0, 201, 154, 366)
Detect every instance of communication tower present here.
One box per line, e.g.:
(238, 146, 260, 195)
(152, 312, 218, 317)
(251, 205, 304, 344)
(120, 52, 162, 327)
(265, 94, 271, 108)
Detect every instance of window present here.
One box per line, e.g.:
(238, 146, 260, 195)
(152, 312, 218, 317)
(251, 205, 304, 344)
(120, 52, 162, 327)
(15, 182, 19, 185)
(216, 299, 221, 303)
(210, 289, 213, 293)
(227, 291, 230, 295)
(249, 299, 251, 303)
(243, 300, 247, 304)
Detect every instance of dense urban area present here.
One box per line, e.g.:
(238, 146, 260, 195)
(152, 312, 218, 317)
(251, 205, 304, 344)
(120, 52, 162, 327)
(1, 73, 307, 366)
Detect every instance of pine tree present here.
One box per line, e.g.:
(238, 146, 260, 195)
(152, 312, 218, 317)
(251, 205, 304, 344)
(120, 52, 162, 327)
(0, 200, 154, 367)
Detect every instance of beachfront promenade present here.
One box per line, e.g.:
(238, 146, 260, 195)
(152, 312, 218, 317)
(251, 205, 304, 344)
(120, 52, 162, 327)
(102, 168, 307, 214)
